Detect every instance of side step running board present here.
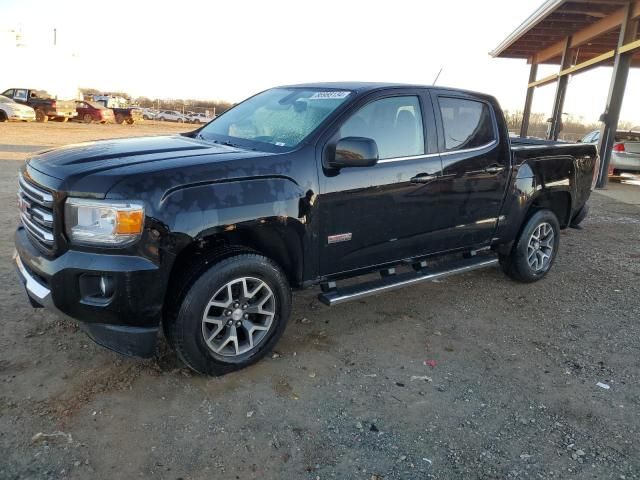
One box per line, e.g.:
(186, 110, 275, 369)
(318, 256, 499, 306)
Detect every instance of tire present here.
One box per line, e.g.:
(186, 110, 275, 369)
(115, 113, 125, 124)
(0, 110, 7, 122)
(83, 113, 93, 124)
(499, 209, 560, 283)
(126, 118, 135, 125)
(177, 118, 184, 123)
(570, 203, 588, 228)
(35, 109, 48, 122)
(165, 252, 291, 375)
(612, 168, 621, 176)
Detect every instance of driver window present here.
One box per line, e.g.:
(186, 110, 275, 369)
(339, 96, 425, 160)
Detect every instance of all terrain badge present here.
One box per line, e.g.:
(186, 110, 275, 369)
(327, 233, 352, 244)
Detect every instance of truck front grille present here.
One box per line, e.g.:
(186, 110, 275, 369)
(18, 173, 57, 251)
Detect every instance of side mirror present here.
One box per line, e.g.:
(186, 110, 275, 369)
(328, 137, 379, 169)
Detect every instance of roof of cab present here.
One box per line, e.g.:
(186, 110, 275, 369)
(277, 81, 495, 99)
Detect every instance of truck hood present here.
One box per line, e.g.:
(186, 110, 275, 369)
(27, 135, 268, 181)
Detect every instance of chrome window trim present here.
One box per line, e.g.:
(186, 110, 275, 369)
(377, 152, 440, 164)
(440, 140, 498, 156)
(376, 140, 497, 164)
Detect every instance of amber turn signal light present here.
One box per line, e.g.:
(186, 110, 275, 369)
(116, 209, 144, 235)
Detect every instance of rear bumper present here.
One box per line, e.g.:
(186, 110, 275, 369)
(611, 152, 640, 172)
(52, 111, 77, 118)
(14, 227, 165, 357)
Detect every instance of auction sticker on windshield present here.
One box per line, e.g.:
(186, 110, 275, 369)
(309, 91, 351, 100)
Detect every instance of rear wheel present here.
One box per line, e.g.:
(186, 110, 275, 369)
(83, 113, 93, 124)
(0, 110, 7, 122)
(35, 110, 48, 122)
(165, 253, 291, 375)
(499, 209, 560, 283)
(115, 113, 125, 124)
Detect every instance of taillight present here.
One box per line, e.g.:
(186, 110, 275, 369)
(613, 142, 625, 152)
(51, 101, 56, 108)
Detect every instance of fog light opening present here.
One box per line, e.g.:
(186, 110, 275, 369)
(99, 276, 114, 298)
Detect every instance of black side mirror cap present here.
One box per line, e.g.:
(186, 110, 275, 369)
(327, 136, 379, 169)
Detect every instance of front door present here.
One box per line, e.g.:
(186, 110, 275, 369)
(428, 91, 511, 252)
(317, 90, 443, 276)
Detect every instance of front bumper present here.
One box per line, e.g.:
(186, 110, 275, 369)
(9, 113, 36, 121)
(14, 227, 164, 357)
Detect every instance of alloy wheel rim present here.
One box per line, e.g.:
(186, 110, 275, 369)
(201, 277, 275, 357)
(527, 222, 554, 271)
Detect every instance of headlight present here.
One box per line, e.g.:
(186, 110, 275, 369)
(64, 198, 145, 246)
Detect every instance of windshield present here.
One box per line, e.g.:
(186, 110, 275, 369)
(198, 88, 352, 150)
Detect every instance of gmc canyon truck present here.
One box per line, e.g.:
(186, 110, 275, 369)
(14, 83, 598, 375)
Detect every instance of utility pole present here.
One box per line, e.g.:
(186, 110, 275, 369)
(53, 28, 57, 46)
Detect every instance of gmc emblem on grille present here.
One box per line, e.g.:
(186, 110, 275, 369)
(17, 195, 30, 216)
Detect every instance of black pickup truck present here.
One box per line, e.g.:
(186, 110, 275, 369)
(1, 88, 77, 122)
(14, 82, 598, 375)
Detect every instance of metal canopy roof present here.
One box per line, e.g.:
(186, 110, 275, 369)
(491, 0, 640, 65)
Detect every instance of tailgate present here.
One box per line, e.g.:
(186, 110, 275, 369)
(55, 100, 77, 115)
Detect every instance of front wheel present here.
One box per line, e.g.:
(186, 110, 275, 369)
(499, 209, 560, 283)
(165, 253, 291, 375)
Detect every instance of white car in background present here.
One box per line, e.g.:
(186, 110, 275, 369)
(141, 108, 158, 120)
(156, 110, 188, 122)
(580, 129, 640, 174)
(187, 112, 214, 124)
(0, 95, 36, 122)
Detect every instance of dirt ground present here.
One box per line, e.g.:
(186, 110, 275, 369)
(1, 122, 639, 480)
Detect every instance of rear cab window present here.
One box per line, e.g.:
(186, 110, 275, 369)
(437, 97, 496, 152)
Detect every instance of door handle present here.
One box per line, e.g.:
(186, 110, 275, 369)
(410, 173, 438, 184)
(484, 165, 505, 174)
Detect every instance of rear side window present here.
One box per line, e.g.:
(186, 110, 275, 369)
(339, 96, 425, 160)
(438, 97, 495, 151)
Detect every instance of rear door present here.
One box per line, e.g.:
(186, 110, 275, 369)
(317, 89, 443, 276)
(430, 90, 511, 251)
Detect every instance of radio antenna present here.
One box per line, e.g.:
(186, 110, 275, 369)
(432, 67, 443, 85)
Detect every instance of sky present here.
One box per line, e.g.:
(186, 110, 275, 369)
(1, 0, 639, 125)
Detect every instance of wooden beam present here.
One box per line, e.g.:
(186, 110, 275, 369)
(527, 37, 640, 88)
(560, 49, 616, 75)
(619, 37, 640, 53)
(528, 73, 559, 88)
(535, 0, 640, 63)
